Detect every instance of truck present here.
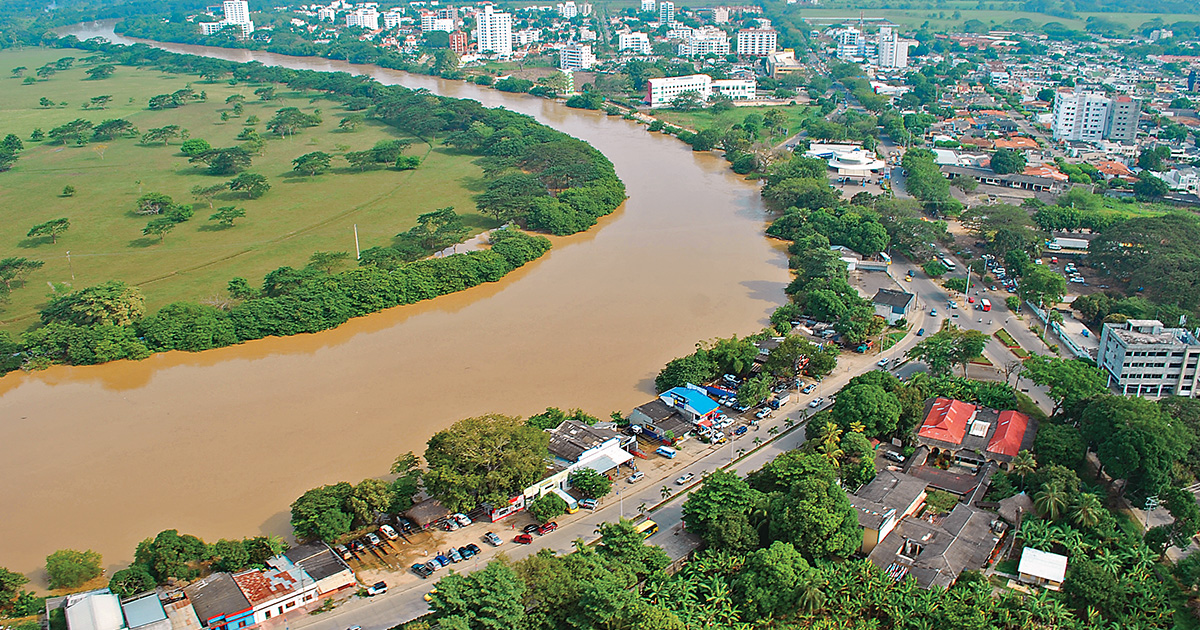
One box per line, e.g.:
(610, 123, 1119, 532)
(770, 393, 791, 409)
(980, 299, 991, 312)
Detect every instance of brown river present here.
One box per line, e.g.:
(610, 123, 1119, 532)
(1, 22, 787, 587)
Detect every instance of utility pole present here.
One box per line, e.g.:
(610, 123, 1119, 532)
(353, 224, 361, 260)
(65, 250, 75, 281)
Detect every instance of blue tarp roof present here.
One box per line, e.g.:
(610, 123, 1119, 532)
(660, 386, 719, 416)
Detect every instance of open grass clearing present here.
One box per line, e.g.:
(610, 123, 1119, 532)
(0, 48, 497, 335)
(648, 103, 817, 139)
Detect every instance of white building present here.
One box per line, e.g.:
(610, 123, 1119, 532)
(559, 44, 596, 71)
(712, 78, 756, 100)
(1017, 548, 1068, 591)
(1160, 166, 1200, 192)
(580, 3, 593, 16)
(515, 28, 541, 46)
(1052, 90, 1141, 143)
(474, 4, 513, 58)
(665, 26, 694, 40)
(223, 0, 251, 25)
(659, 0, 675, 25)
(383, 10, 402, 29)
(1097, 319, 1200, 398)
(558, 1, 578, 18)
(646, 73, 712, 107)
(420, 12, 455, 32)
(618, 31, 651, 54)
(877, 26, 909, 69)
(736, 28, 777, 57)
(836, 27, 863, 60)
(641, 0, 656, 12)
(317, 6, 336, 21)
(346, 6, 379, 29)
(678, 26, 729, 57)
(711, 6, 730, 23)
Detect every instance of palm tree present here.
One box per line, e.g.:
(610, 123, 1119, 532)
(1010, 449, 1037, 491)
(849, 420, 866, 433)
(784, 417, 795, 428)
(1094, 548, 1122, 575)
(637, 502, 648, 514)
(1034, 482, 1068, 521)
(1071, 493, 1104, 529)
(768, 426, 779, 436)
(795, 575, 826, 614)
(1020, 519, 1053, 551)
(752, 437, 763, 447)
(661, 486, 673, 499)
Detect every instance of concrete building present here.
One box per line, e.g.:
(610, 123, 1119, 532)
(712, 78, 756, 100)
(627, 399, 694, 443)
(848, 470, 928, 555)
(659, 0, 675, 25)
(659, 386, 720, 423)
(1017, 548, 1068, 591)
(877, 26, 909, 68)
(678, 26, 729, 57)
(836, 27, 863, 60)
(646, 73, 712, 107)
(1160, 166, 1200, 192)
(1097, 319, 1200, 398)
(872, 288, 914, 325)
(558, 1, 578, 18)
(449, 30, 469, 52)
(382, 10, 402, 29)
(618, 32, 651, 54)
(346, 7, 379, 29)
(317, 6, 336, 21)
(641, 0, 656, 12)
(231, 568, 318, 626)
(1052, 90, 1141, 142)
(559, 44, 596, 71)
(184, 574, 254, 630)
(736, 28, 777, 57)
(222, 0, 250, 25)
(420, 12, 455, 32)
(766, 49, 805, 78)
(64, 590, 126, 630)
(866, 503, 1001, 589)
(915, 398, 1034, 469)
(276, 543, 356, 597)
(474, 5, 513, 58)
(120, 593, 171, 630)
(514, 28, 541, 46)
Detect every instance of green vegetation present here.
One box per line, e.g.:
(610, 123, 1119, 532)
(423, 414, 550, 514)
(527, 492, 569, 523)
(45, 549, 102, 590)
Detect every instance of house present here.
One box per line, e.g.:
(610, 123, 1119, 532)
(1017, 547, 1068, 591)
(872, 289, 914, 325)
(183, 574, 254, 630)
(120, 593, 171, 630)
(628, 398, 694, 443)
(848, 470, 928, 554)
(276, 543, 356, 597)
(866, 503, 1002, 589)
(231, 567, 318, 625)
(403, 499, 452, 528)
(658, 386, 719, 423)
(940, 165, 1063, 193)
(64, 590, 126, 630)
(915, 398, 1035, 468)
(546, 419, 635, 467)
(1159, 166, 1200, 193)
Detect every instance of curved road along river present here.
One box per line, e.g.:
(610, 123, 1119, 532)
(0, 23, 788, 585)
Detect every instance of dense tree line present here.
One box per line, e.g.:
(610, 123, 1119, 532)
(1088, 212, 1200, 312)
(654, 332, 837, 394)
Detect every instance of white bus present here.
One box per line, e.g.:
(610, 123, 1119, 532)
(940, 257, 956, 271)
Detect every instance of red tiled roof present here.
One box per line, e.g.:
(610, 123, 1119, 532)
(1093, 160, 1132, 176)
(918, 398, 976, 445)
(987, 410, 1029, 458)
(232, 570, 300, 607)
(1023, 165, 1069, 181)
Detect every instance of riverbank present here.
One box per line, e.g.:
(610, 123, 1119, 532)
(0, 23, 789, 586)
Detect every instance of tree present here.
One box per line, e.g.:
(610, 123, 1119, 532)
(88, 95, 112, 109)
(48, 119, 94, 145)
(1070, 493, 1104, 529)
(190, 184, 226, 208)
(254, 86, 277, 101)
(1133, 171, 1170, 200)
(1079, 395, 1190, 499)
(191, 147, 251, 175)
(655, 352, 717, 393)
(1034, 481, 1069, 520)
(46, 549, 103, 589)
(1017, 265, 1067, 308)
(179, 138, 212, 157)
(764, 334, 817, 378)
(208, 206, 246, 227)
(1009, 449, 1037, 491)
(135, 193, 175, 215)
(0, 257, 44, 290)
(267, 107, 321, 137)
(209, 539, 251, 573)
(307, 251, 350, 274)
(388, 452, 422, 514)
(1022, 356, 1107, 415)
(569, 468, 613, 499)
(338, 113, 365, 131)
(736, 374, 773, 408)
(1034, 423, 1086, 469)
(85, 64, 115, 80)
(141, 125, 181, 145)
(41, 281, 144, 327)
(671, 90, 704, 111)
(732, 541, 811, 618)
(0, 567, 28, 611)
(1137, 146, 1171, 172)
(990, 148, 1027, 175)
(423, 414, 550, 512)
(1062, 559, 1124, 620)
(292, 151, 333, 176)
(767, 463, 861, 559)
(528, 492, 569, 522)
(1162, 485, 1200, 548)
(831, 383, 901, 438)
(427, 561, 526, 629)
(227, 172, 270, 198)
(682, 470, 762, 553)
(347, 478, 392, 525)
(143, 218, 176, 242)
(290, 482, 354, 541)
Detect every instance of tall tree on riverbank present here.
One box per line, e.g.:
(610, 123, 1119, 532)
(423, 414, 549, 513)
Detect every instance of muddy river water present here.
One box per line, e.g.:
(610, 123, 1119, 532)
(0, 22, 787, 585)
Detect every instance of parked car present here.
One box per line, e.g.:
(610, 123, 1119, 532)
(435, 554, 451, 566)
(802, 384, 817, 394)
(365, 532, 382, 546)
(883, 451, 906, 463)
(809, 397, 824, 408)
(734, 425, 748, 436)
(523, 523, 541, 534)
(755, 407, 772, 419)
(458, 545, 475, 560)
(675, 472, 696, 485)
(334, 545, 352, 561)
(580, 498, 598, 510)
(537, 522, 559, 535)
(454, 513, 472, 527)
(440, 519, 458, 531)
(379, 525, 399, 540)
(411, 564, 433, 578)
(627, 471, 645, 483)
(349, 540, 365, 553)
(465, 543, 481, 556)
(366, 581, 387, 596)
(876, 358, 890, 367)
(424, 560, 440, 572)
(483, 532, 503, 546)
(917, 328, 925, 336)
(447, 547, 462, 563)
(515, 534, 534, 544)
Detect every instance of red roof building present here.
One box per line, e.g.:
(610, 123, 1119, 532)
(987, 410, 1030, 458)
(918, 398, 977, 445)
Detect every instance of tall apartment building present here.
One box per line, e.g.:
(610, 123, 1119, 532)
(641, 0, 656, 12)
(515, 28, 541, 46)
(223, 0, 250, 25)
(711, 6, 730, 23)
(1052, 90, 1141, 143)
(449, 30, 470, 52)
(736, 28, 777, 57)
(346, 7, 379, 29)
(659, 1, 675, 25)
(420, 12, 455, 32)
(558, 1, 578, 18)
(317, 6, 336, 21)
(382, 10, 403, 29)
(1097, 319, 1200, 398)
(474, 5, 513, 58)
(678, 26, 729, 57)
(836, 27, 863, 60)
(559, 44, 596, 71)
(877, 26, 909, 69)
(618, 32, 652, 54)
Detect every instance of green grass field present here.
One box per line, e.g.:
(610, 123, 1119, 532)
(0, 49, 496, 335)
(650, 103, 817, 138)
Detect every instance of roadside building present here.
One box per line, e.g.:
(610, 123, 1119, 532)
(678, 27, 730, 57)
(403, 499, 452, 529)
(1097, 319, 1200, 398)
(231, 566, 317, 624)
(618, 32, 651, 54)
(1017, 548, 1068, 591)
(120, 593, 171, 630)
(64, 590, 126, 630)
(872, 288, 914, 325)
(877, 26, 911, 68)
(915, 398, 1034, 469)
(183, 574, 254, 630)
(712, 78, 756, 100)
(765, 49, 804, 78)
(659, 0, 674, 25)
(866, 503, 1001, 589)
(1052, 90, 1141, 143)
(346, 7, 379, 30)
(627, 398, 694, 442)
(848, 470, 928, 554)
(659, 386, 720, 423)
(277, 543, 356, 597)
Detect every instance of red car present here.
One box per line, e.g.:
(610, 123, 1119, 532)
(537, 521, 559, 535)
(514, 533, 534, 544)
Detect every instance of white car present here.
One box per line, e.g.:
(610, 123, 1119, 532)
(379, 525, 399, 540)
(675, 472, 696, 485)
(454, 513, 472, 527)
(876, 358, 890, 367)
(809, 397, 824, 408)
(365, 532, 382, 546)
(627, 471, 645, 483)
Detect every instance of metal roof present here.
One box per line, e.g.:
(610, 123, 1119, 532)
(65, 590, 126, 630)
(121, 593, 167, 629)
(1018, 547, 1068, 583)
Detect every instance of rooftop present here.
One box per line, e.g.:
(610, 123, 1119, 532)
(849, 470, 928, 529)
(547, 419, 621, 463)
(281, 542, 351, 583)
(660, 386, 719, 417)
(1018, 547, 1068, 583)
(873, 288, 915, 309)
(918, 398, 976, 445)
(120, 593, 167, 629)
(182, 574, 251, 625)
(986, 410, 1030, 458)
(867, 503, 1000, 589)
(1108, 319, 1199, 346)
(65, 590, 126, 630)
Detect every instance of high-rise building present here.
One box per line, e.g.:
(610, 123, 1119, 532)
(618, 32, 652, 55)
(711, 6, 730, 23)
(474, 5, 513, 58)
(317, 6, 336, 21)
(836, 27, 863, 60)
(736, 28, 776, 57)
(449, 30, 470, 53)
(421, 12, 455, 32)
(1097, 319, 1200, 398)
(558, 1, 578, 18)
(877, 26, 908, 69)
(222, 0, 250, 25)
(641, 0, 656, 11)
(1051, 90, 1141, 142)
(659, 1, 675, 25)
(559, 44, 596, 71)
(678, 26, 729, 57)
(346, 7, 379, 29)
(383, 10, 403, 29)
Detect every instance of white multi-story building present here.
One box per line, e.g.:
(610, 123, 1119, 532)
(474, 4, 513, 58)
(665, 26, 694, 39)
(646, 73, 712, 107)
(877, 26, 909, 69)
(1051, 90, 1141, 142)
(515, 28, 541, 45)
(558, 1, 578, 18)
(420, 12, 455, 32)
(711, 6, 730, 23)
(579, 26, 597, 41)
(641, 0, 656, 12)
(437, 7, 458, 21)
(736, 28, 776, 57)
(836, 27, 863, 60)
(678, 26, 729, 57)
(580, 3, 593, 16)
(1097, 319, 1200, 398)
(559, 43, 596, 70)
(317, 6, 336, 21)
(618, 31, 651, 54)
(713, 78, 756, 100)
(659, 0, 675, 25)
(346, 6, 379, 29)
(383, 10, 403, 29)
(223, 0, 251, 25)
